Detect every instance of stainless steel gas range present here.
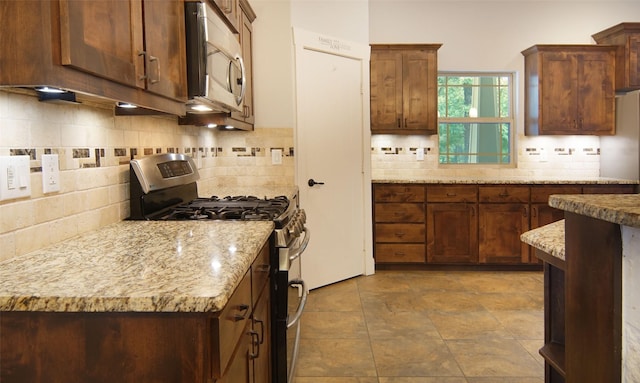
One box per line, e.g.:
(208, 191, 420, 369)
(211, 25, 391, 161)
(129, 153, 309, 383)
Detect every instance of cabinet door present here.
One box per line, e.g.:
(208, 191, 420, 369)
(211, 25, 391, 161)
(540, 52, 579, 134)
(213, 0, 240, 33)
(402, 49, 437, 132)
(577, 51, 615, 135)
(479, 203, 530, 264)
(142, 0, 187, 100)
(230, 7, 255, 125)
(252, 287, 271, 383)
(217, 324, 252, 383)
(427, 203, 478, 263)
(629, 35, 640, 89)
(59, 0, 145, 88)
(370, 50, 403, 131)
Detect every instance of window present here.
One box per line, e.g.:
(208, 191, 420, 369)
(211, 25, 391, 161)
(437, 73, 514, 165)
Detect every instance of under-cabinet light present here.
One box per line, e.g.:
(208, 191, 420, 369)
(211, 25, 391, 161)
(191, 104, 213, 112)
(116, 102, 138, 109)
(35, 87, 77, 103)
(35, 86, 66, 94)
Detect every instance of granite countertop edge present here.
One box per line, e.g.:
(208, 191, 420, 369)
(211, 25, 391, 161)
(520, 220, 565, 261)
(549, 194, 640, 228)
(0, 220, 274, 313)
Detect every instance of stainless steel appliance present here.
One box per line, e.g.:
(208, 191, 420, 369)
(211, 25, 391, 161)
(184, 2, 246, 114)
(129, 153, 308, 383)
(601, 90, 640, 179)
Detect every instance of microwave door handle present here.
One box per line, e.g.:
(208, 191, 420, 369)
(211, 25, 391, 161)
(235, 54, 246, 106)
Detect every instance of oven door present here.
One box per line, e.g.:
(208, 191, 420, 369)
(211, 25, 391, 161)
(273, 228, 310, 383)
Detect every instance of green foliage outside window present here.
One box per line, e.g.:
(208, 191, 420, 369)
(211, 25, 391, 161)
(438, 74, 513, 165)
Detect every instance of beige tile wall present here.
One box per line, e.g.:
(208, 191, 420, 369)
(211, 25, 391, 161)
(371, 133, 601, 180)
(0, 91, 294, 261)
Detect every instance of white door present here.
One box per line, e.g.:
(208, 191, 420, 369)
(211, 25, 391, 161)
(293, 28, 373, 290)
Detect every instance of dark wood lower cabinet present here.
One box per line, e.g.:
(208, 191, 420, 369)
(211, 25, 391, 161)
(426, 203, 478, 263)
(478, 203, 530, 264)
(373, 182, 636, 267)
(1, 312, 209, 383)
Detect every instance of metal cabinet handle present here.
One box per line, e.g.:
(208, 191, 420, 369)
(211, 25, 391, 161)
(138, 51, 147, 80)
(254, 318, 265, 344)
(249, 330, 260, 359)
(149, 55, 160, 84)
(233, 303, 249, 321)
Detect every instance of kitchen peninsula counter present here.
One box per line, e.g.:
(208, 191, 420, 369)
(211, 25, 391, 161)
(521, 193, 640, 383)
(0, 220, 274, 313)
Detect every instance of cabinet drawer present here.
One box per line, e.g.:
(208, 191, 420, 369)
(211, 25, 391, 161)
(530, 185, 581, 203)
(375, 244, 425, 263)
(375, 223, 425, 242)
(212, 271, 252, 378)
(479, 186, 530, 203)
(251, 243, 270, 307)
(375, 203, 425, 222)
(374, 185, 425, 202)
(427, 185, 477, 202)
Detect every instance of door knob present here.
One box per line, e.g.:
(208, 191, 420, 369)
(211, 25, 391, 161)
(308, 179, 325, 187)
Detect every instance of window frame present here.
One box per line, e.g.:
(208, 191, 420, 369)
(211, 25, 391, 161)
(437, 71, 516, 167)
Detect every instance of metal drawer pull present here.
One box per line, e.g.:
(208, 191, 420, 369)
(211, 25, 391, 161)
(233, 303, 250, 321)
(249, 330, 260, 359)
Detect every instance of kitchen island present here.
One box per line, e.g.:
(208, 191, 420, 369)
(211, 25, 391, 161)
(0, 219, 274, 382)
(521, 193, 640, 383)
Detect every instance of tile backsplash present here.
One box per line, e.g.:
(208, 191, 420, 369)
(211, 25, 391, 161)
(371, 133, 601, 180)
(0, 91, 294, 261)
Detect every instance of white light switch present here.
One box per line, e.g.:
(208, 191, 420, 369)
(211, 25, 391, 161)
(0, 155, 31, 201)
(42, 154, 61, 193)
(416, 147, 425, 161)
(271, 149, 282, 165)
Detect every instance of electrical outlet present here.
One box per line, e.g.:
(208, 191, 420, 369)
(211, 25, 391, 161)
(0, 155, 31, 201)
(416, 147, 425, 161)
(42, 154, 61, 193)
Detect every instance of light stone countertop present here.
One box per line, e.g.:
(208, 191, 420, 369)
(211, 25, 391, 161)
(520, 220, 565, 261)
(549, 193, 640, 228)
(0, 220, 274, 313)
(372, 177, 638, 184)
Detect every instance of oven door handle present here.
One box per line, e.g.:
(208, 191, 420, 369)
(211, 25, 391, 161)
(289, 227, 310, 263)
(287, 279, 308, 329)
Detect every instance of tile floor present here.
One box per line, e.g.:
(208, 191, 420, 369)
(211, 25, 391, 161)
(293, 270, 545, 383)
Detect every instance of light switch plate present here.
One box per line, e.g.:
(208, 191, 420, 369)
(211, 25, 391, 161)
(42, 154, 61, 193)
(271, 149, 282, 165)
(416, 147, 425, 161)
(0, 155, 31, 201)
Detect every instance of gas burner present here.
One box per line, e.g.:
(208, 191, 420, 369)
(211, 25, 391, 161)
(156, 195, 292, 222)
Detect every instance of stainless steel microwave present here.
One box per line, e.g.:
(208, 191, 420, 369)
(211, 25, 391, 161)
(184, 2, 246, 114)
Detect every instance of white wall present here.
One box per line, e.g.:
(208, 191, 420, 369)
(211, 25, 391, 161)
(251, 0, 370, 130)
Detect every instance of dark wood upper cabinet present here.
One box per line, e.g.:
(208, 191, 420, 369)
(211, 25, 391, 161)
(522, 45, 616, 136)
(59, 0, 186, 101)
(593, 22, 640, 92)
(370, 44, 441, 135)
(0, 0, 186, 115)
